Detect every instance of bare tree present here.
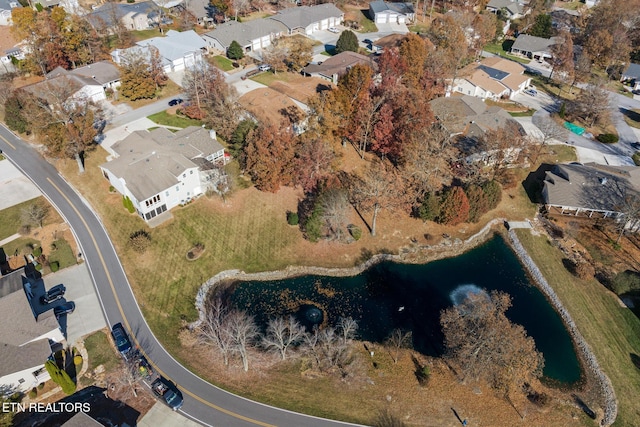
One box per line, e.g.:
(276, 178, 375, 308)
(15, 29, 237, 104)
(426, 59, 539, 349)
(114, 357, 144, 398)
(336, 317, 358, 345)
(529, 115, 568, 164)
(262, 316, 306, 360)
(384, 329, 413, 364)
(225, 310, 260, 372)
(198, 298, 234, 366)
(21, 201, 49, 228)
(570, 83, 611, 128)
(319, 188, 350, 241)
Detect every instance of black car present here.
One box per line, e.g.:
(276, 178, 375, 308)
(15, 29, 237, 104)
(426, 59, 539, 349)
(151, 376, 184, 411)
(111, 323, 133, 358)
(54, 301, 75, 318)
(40, 284, 66, 304)
(168, 98, 183, 106)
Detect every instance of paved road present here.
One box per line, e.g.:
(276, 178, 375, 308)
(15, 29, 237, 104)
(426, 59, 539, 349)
(0, 125, 362, 427)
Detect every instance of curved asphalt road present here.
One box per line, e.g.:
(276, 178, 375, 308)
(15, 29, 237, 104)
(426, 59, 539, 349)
(0, 124, 362, 427)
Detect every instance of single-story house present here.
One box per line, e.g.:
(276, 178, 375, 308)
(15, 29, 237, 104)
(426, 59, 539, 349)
(368, 1, 415, 24)
(202, 19, 288, 54)
(46, 61, 120, 91)
(87, 1, 160, 31)
(550, 9, 581, 33)
(510, 34, 559, 61)
(301, 51, 376, 84)
(100, 126, 226, 222)
(34, 0, 79, 13)
(0, 0, 20, 26)
(451, 56, 531, 100)
(269, 3, 344, 35)
(485, 0, 524, 19)
(0, 271, 65, 394)
(621, 63, 640, 90)
(170, 0, 215, 26)
(543, 163, 640, 231)
(585, 0, 599, 7)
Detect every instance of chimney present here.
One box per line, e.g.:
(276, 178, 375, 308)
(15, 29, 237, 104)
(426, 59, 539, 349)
(209, 129, 216, 140)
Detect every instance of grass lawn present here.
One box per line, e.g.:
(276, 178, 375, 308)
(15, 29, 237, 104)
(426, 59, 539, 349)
(131, 29, 164, 43)
(48, 238, 77, 270)
(509, 109, 536, 117)
(483, 42, 530, 64)
(1, 237, 38, 258)
(530, 75, 579, 101)
(621, 108, 640, 129)
(409, 23, 430, 33)
(0, 197, 60, 240)
(113, 80, 182, 110)
(210, 55, 235, 72)
(147, 111, 203, 128)
(83, 330, 120, 374)
(250, 71, 294, 86)
(515, 230, 640, 427)
(545, 144, 578, 163)
(356, 12, 378, 33)
(559, 0, 584, 10)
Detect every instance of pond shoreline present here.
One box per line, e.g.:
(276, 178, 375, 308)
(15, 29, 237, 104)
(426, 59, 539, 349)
(190, 218, 616, 426)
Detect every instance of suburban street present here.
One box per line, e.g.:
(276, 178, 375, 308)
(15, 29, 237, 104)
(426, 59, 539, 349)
(0, 124, 362, 426)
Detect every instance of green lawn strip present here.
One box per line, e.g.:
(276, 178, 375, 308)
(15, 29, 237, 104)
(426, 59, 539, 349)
(357, 12, 378, 33)
(1, 237, 38, 258)
(147, 111, 203, 128)
(546, 144, 578, 163)
(0, 197, 57, 240)
(84, 331, 120, 374)
(131, 29, 163, 42)
(483, 43, 530, 64)
(509, 109, 536, 117)
(210, 55, 235, 72)
(250, 71, 292, 86)
(515, 230, 640, 427)
(409, 23, 429, 33)
(47, 239, 77, 270)
(621, 108, 640, 129)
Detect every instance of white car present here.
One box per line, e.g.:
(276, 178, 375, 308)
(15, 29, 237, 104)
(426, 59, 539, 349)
(328, 27, 340, 33)
(258, 64, 271, 72)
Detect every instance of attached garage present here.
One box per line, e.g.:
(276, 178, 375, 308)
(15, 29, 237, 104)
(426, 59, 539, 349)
(320, 18, 329, 29)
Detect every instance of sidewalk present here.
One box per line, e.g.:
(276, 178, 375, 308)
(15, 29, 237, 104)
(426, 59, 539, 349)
(138, 402, 202, 427)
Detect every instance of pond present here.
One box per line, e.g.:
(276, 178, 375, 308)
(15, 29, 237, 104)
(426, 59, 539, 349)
(229, 235, 582, 384)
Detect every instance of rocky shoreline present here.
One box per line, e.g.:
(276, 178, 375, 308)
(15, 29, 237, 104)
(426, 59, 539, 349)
(190, 219, 617, 426)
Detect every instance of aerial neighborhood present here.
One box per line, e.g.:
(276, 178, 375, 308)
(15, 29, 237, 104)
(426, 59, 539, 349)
(1, 0, 640, 426)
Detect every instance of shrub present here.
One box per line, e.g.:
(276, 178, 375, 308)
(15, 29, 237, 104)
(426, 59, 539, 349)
(633, 152, 640, 166)
(466, 184, 490, 223)
(416, 364, 430, 386)
(418, 192, 440, 222)
(286, 211, 299, 226)
(481, 180, 502, 210)
(74, 355, 83, 366)
(227, 40, 244, 60)
(50, 261, 59, 272)
(32, 246, 42, 257)
(437, 187, 469, 226)
(559, 102, 566, 119)
(129, 230, 152, 253)
(596, 133, 619, 144)
(35, 264, 43, 271)
(122, 196, 135, 213)
(28, 388, 37, 399)
(109, 185, 115, 193)
(37, 383, 44, 390)
(348, 225, 362, 241)
(44, 360, 76, 395)
(303, 204, 323, 242)
(610, 270, 640, 295)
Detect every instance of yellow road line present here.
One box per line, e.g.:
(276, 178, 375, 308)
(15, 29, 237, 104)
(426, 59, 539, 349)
(47, 177, 274, 427)
(0, 132, 16, 149)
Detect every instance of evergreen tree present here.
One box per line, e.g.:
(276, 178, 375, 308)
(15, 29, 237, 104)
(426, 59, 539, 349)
(418, 192, 440, 222)
(4, 94, 30, 134)
(466, 184, 490, 223)
(437, 186, 469, 226)
(227, 40, 244, 60)
(528, 14, 552, 38)
(335, 30, 359, 54)
(481, 180, 502, 210)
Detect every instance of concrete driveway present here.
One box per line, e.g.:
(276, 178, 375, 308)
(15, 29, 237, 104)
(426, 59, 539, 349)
(0, 157, 41, 210)
(43, 263, 107, 346)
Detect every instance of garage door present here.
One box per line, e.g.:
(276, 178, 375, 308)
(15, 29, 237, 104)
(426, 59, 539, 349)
(320, 19, 328, 30)
(260, 35, 270, 48)
(376, 13, 387, 23)
(398, 16, 406, 24)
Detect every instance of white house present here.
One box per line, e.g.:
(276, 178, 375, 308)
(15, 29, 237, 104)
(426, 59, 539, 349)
(510, 34, 559, 61)
(621, 63, 640, 91)
(485, 0, 524, 19)
(202, 19, 287, 54)
(269, 3, 344, 35)
(451, 57, 530, 101)
(46, 61, 121, 92)
(100, 127, 226, 222)
(368, 1, 415, 24)
(0, 272, 65, 394)
(112, 30, 206, 73)
(23, 73, 107, 103)
(0, 0, 20, 26)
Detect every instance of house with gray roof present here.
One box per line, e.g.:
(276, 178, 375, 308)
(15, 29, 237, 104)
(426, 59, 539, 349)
(485, 0, 524, 19)
(0, 0, 20, 26)
(621, 63, 640, 91)
(369, 1, 415, 24)
(87, 1, 160, 31)
(173, 0, 215, 26)
(47, 61, 120, 91)
(0, 271, 65, 394)
(23, 72, 107, 103)
(269, 3, 344, 35)
(202, 19, 288, 53)
(543, 163, 640, 231)
(302, 51, 376, 83)
(100, 126, 226, 222)
(510, 34, 559, 61)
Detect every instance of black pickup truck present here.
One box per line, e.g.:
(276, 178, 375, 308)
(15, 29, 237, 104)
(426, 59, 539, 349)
(151, 376, 183, 411)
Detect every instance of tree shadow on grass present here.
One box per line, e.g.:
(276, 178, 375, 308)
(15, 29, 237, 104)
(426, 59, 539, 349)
(522, 163, 556, 204)
(619, 107, 640, 127)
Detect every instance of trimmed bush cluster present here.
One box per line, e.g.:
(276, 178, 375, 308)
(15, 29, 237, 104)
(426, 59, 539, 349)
(32, 246, 42, 257)
(596, 133, 619, 143)
(129, 230, 152, 253)
(122, 195, 135, 213)
(348, 225, 362, 240)
(286, 211, 299, 226)
(50, 261, 60, 272)
(44, 360, 76, 395)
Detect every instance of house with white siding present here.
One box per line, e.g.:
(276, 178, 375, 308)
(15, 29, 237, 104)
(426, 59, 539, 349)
(368, 1, 414, 24)
(202, 19, 288, 54)
(100, 126, 226, 222)
(269, 3, 344, 35)
(451, 57, 530, 101)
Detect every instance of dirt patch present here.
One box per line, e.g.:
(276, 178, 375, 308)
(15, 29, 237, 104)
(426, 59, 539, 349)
(269, 75, 332, 103)
(239, 88, 303, 125)
(0, 26, 17, 54)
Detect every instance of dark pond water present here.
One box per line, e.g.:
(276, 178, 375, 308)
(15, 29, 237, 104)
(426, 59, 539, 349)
(229, 235, 582, 384)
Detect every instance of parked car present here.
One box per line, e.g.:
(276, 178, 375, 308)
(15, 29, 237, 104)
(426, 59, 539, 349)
(524, 89, 537, 96)
(363, 38, 373, 46)
(168, 98, 183, 107)
(111, 323, 133, 359)
(40, 284, 66, 304)
(328, 27, 340, 33)
(258, 64, 271, 72)
(632, 89, 640, 95)
(54, 301, 75, 318)
(151, 376, 184, 411)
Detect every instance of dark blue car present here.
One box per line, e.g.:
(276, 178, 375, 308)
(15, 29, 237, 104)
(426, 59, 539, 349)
(111, 323, 133, 359)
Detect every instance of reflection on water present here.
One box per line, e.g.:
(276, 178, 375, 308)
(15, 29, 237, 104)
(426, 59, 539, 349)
(229, 235, 582, 384)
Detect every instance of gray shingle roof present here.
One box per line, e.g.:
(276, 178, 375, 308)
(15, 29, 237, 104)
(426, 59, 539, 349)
(487, 0, 522, 14)
(203, 19, 287, 49)
(138, 30, 207, 61)
(302, 51, 376, 78)
(511, 34, 558, 54)
(623, 63, 640, 80)
(369, 1, 414, 15)
(87, 1, 159, 28)
(269, 4, 343, 30)
(102, 126, 224, 201)
(47, 62, 120, 86)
